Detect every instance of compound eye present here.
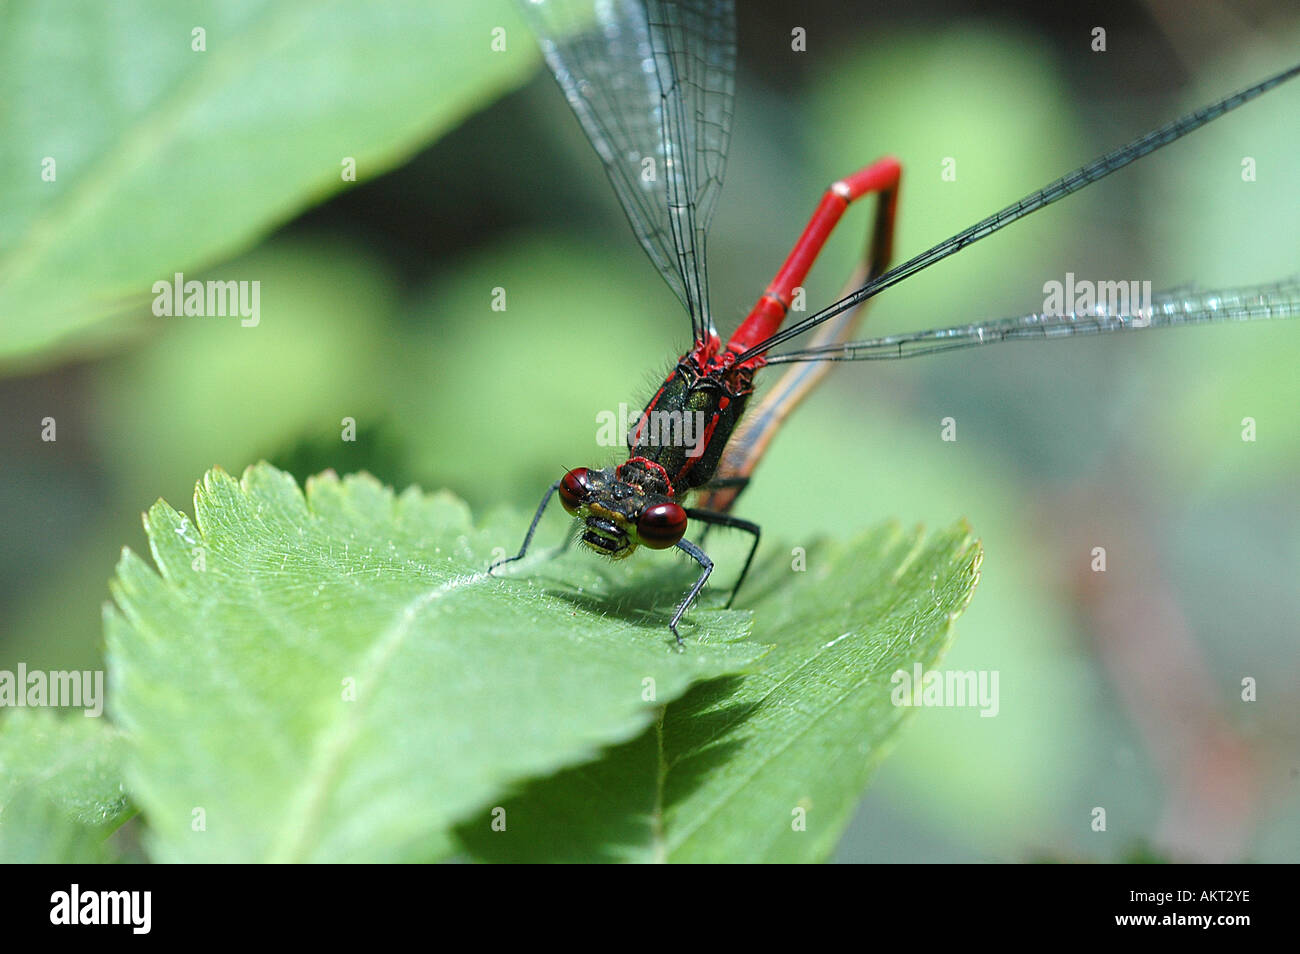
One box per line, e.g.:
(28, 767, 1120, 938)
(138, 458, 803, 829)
(558, 468, 591, 515)
(637, 501, 687, 549)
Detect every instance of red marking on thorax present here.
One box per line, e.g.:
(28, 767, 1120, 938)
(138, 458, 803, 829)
(689, 329, 724, 367)
(633, 376, 671, 447)
(619, 456, 675, 497)
(673, 412, 720, 485)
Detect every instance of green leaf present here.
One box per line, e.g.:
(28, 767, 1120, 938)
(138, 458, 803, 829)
(0, 0, 537, 366)
(0, 709, 131, 862)
(105, 464, 764, 862)
(456, 523, 981, 862)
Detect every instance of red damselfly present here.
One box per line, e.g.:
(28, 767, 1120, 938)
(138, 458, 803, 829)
(493, 0, 1300, 647)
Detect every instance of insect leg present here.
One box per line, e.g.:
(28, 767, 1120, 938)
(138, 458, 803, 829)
(670, 538, 715, 648)
(686, 508, 760, 608)
(696, 476, 750, 540)
(489, 479, 562, 573)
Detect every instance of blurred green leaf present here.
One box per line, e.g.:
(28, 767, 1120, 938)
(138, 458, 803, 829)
(457, 523, 981, 862)
(105, 463, 762, 862)
(0, 709, 130, 862)
(93, 237, 402, 505)
(0, 0, 537, 366)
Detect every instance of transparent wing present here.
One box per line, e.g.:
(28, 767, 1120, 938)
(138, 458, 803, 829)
(763, 281, 1300, 363)
(738, 61, 1300, 362)
(520, 0, 736, 342)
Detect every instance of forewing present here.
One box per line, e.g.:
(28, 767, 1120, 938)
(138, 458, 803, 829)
(520, 0, 736, 341)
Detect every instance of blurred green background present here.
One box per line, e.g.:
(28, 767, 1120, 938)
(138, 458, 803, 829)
(1, 0, 1297, 862)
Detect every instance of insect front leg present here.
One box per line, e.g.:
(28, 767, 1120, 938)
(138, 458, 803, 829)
(489, 479, 562, 573)
(669, 538, 714, 649)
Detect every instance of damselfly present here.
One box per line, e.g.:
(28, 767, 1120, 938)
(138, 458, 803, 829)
(493, 0, 1300, 646)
